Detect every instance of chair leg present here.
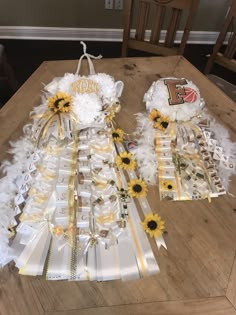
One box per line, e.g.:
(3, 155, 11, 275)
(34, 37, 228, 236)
(121, 42, 128, 57)
(204, 54, 215, 74)
(1, 51, 18, 92)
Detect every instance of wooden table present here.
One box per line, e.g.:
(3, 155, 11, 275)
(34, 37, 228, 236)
(0, 56, 236, 315)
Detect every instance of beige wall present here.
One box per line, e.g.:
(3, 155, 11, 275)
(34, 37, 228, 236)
(0, 0, 232, 31)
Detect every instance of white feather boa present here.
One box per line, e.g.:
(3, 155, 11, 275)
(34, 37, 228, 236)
(132, 113, 158, 184)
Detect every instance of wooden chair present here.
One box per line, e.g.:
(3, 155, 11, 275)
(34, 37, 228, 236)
(204, 0, 236, 74)
(122, 0, 199, 57)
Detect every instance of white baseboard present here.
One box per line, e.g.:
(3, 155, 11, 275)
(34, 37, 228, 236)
(0, 26, 230, 44)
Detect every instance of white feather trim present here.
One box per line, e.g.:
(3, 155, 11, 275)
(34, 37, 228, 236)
(44, 76, 62, 94)
(132, 113, 157, 184)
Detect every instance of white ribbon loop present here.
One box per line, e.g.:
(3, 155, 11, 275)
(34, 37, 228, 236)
(75, 41, 102, 75)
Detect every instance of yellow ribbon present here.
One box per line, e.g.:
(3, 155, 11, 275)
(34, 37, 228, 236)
(41, 113, 58, 139)
(96, 213, 115, 224)
(128, 216, 147, 277)
(56, 113, 63, 140)
(92, 177, 109, 189)
(51, 223, 77, 238)
(33, 110, 78, 147)
(27, 187, 51, 203)
(30, 111, 53, 120)
(34, 112, 56, 147)
(37, 165, 56, 180)
(90, 143, 112, 152)
(19, 212, 52, 234)
(44, 145, 62, 156)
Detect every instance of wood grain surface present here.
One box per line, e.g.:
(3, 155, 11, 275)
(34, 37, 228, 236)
(45, 297, 236, 315)
(0, 56, 235, 315)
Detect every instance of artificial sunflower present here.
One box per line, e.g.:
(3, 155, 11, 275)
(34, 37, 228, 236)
(141, 213, 165, 238)
(105, 110, 115, 123)
(149, 109, 162, 129)
(156, 116, 169, 131)
(127, 178, 147, 198)
(111, 128, 124, 143)
(48, 92, 72, 113)
(160, 179, 176, 191)
(115, 152, 136, 170)
(148, 109, 161, 128)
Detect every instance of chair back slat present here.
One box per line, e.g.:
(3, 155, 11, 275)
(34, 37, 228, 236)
(122, 0, 199, 57)
(122, 0, 133, 56)
(150, 5, 166, 44)
(224, 32, 236, 59)
(136, 1, 150, 40)
(165, 8, 182, 47)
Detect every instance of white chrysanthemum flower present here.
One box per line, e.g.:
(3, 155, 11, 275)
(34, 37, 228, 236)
(72, 93, 102, 125)
(89, 73, 124, 105)
(57, 73, 80, 94)
(89, 73, 115, 100)
(44, 73, 81, 95)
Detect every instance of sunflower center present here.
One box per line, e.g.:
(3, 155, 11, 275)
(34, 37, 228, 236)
(167, 184, 172, 190)
(122, 157, 130, 164)
(161, 121, 169, 129)
(54, 98, 64, 108)
(147, 220, 158, 230)
(133, 184, 142, 193)
(153, 116, 160, 122)
(112, 132, 119, 138)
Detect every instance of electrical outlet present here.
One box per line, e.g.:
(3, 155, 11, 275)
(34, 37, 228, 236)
(105, 0, 113, 9)
(114, 0, 123, 10)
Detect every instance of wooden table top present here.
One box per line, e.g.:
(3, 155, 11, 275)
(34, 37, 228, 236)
(0, 56, 236, 315)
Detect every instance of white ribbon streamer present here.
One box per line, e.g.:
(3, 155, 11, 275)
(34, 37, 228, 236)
(118, 164, 160, 277)
(117, 143, 167, 251)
